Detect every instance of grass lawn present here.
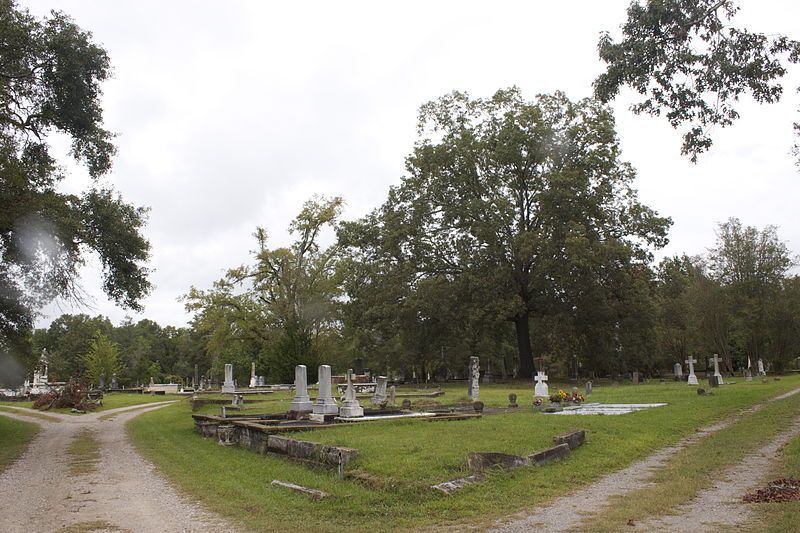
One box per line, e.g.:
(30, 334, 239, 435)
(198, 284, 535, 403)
(128, 376, 800, 532)
(0, 415, 39, 473)
(0, 392, 184, 414)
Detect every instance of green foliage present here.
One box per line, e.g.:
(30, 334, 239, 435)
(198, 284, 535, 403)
(0, 0, 151, 382)
(82, 333, 121, 388)
(184, 196, 345, 383)
(596, 0, 800, 162)
(340, 88, 671, 378)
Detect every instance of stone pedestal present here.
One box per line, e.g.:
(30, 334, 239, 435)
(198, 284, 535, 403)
(371, 376, 388, 405)
(339, 369, 364, 418)
(468, 356, 480, 401)
(289, 365, 313, 414)
(222, 364, 235, 394)
(312, 365, 339, 417)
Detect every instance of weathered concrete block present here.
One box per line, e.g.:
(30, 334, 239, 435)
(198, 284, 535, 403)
(217, 424, 237, 446)
(267, 435, 290, 454)
(528, 443, 571, 465)
(467, 452, 528, 472)
(317, 444, 359, 466)
(552, 430, 585, 450)
(271, 480, 329, 499)
(287, 439, 319, 461)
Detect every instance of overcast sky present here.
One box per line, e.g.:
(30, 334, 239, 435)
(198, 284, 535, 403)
(26, 0, 800, 329)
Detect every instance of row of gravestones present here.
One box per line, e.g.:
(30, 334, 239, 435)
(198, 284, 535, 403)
(221, 363, 392, 420)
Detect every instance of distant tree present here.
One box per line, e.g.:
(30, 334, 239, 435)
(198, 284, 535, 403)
(83, 333, 121, 388)
(340, 88, 670, 378)
(0, 0, 151, 381)
(184, 196, 346, 383)
(596, 0, 800, 162)
(34, 314, 113, 380)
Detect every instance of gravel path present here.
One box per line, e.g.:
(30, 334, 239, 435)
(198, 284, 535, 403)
(0, 402, 239, 533)
(633, 413, 800, 531)
(489, 386, 800, 533)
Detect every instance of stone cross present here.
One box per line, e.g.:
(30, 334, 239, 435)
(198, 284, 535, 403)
(685, 356, 699, 385)
(222, 363, 235, 393)
(339, 369, 364, 418)
(249, 362, 257, 388)
(371, 376, 388, 406)
(673, 362, 683, 379)
(757, 358, 766, 376)
(468, 356, 480, 401)
(534, 371, 549, 397)
(709, 354, 724, 385)
(311, 365, 339, 418)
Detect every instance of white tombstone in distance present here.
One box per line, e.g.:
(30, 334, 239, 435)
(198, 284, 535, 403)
(249, 362, 257, 388)
(339, 369, 364, 418)
(371, 376, 388, 405)
(757, 358, 766, 376)
(311, 365, 339, 420)
(289, 365, 313, 414)
(709, 354, 724, 385)
(468, 356, 480, 401)
(673, 362, 683, 379)
(222, 363, 236, 393)
(534, 371, 549, 397)
(685, 356, 699, 385)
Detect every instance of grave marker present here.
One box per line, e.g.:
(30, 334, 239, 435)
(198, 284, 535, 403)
(673, 362, 683, 379)
(468, 357, 480, 400)
(534, 371, 549, 397)
(757, 358, 766, 376)
(289, 365, 313, 414)
(371, 376, 388, 405)
(339, 369, 364, 418)
(685, 356, 699, 385)
(222, 363, 235, 393)
(709, 354, 724, 385)
(311, 365, 339, 420)
(632, 371, 639, 384)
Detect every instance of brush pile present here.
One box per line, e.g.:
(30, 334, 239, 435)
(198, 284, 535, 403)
(33, 380, 100, 411)
(743, 478, 800, 503)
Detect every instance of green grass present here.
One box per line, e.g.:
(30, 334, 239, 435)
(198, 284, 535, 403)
(0, 392, 184, 415)
(579, 389, 800, 531)
(743, 431, 800, 532)
(127, 376, 800, 532)
(68, 429, 102, 475)
(0, 415, 39, 473)
(0, 405, 62, 422)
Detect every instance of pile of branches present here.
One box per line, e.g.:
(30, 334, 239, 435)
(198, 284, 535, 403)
(743, 478, 800, 503)
(33, 380, 100, 411)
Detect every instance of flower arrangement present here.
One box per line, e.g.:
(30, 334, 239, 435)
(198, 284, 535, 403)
(549, 389, 585, 404)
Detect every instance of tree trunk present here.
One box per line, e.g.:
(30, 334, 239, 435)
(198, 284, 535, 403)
(514, 314, 536, 379)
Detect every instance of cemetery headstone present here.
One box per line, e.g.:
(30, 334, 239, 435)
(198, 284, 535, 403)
(468, 356, 480, 400)
(632, 371, 640, 384)
(194, 364, 199, 390)
(534, 371, 549, 397)
(686, 356, 699, 385)
(222, 363, 236, 393)
(371, 376, 388, 405)
(585, 381, 593, 396)
(354, 358, 364, 375)
(673, 362, 683, 380)
(744, 369, 753, 382)
(508, 393, 518, 408)
(311, 365, 339, 419)
(709, 354, 724, 385)
(708, 375, 720, 388)
(249, 362, 257, 388)
(289, 365, 313, 414)
(757, 358, 766, 376)
(339, 369, 364, 418)
(388, 385, 397, 406)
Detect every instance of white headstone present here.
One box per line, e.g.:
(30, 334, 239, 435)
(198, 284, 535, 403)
(289, 365, 313, 413)
(249, 362, 257, 388)
(534, 371, 549, 397)
(222, 363, 235, 393)
(339, 369, 364, 418)
(673, 362, 683, 378)
(685, 356, 699, 385)
(388, 385, 396, 406)
(468, 357, 480, 400)
(757, 359, 766, 376)
(371, 376, 388, 405)
(709, 354, 724, 385)
(312, 365, 339, 417)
